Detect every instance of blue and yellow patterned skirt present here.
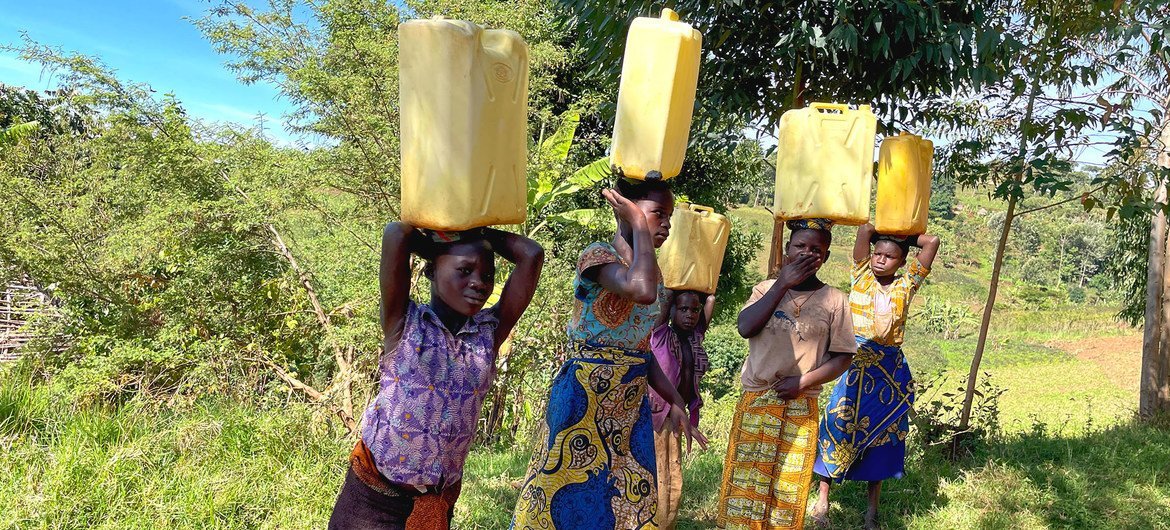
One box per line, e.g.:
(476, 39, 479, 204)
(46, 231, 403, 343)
(510, 341, 659, 530)
(814, 336, 915, 482)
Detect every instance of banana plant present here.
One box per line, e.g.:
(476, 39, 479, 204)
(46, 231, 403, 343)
(523, 110, 613, 239)
(0, 121, 39, 146)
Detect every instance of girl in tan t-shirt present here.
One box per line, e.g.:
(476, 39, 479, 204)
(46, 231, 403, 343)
(715, 219, 856, 530)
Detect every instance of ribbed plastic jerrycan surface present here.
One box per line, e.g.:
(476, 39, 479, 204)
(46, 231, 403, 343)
(773, 103, 877, 225)
(659, 203, 731, 294)
(610, 8, 702, 181)
(398, 17, 529, 231)
(875, 132, 934, 235)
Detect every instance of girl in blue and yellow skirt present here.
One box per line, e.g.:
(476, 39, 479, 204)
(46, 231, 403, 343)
(811, 223, 941, 529)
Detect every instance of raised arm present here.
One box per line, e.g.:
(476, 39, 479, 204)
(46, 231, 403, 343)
(698, 293, 716, 333)
(854, 223, 876, 262)
(654, 289, 677, 329)
(589, 189, 659, 305)
(737, 254, 819, 338)
(483, 228, 545, 350)
(913, 234, 941, 270)
(379, 222, 421, 347)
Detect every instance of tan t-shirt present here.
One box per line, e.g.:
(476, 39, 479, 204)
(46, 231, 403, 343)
(739, 280, 857, 393)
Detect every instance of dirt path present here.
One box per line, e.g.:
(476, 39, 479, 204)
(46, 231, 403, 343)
(1050, 334, 1142, 393)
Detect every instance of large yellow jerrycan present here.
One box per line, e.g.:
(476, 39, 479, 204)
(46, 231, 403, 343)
(610, 8, 702, 181)
(659, 203, 731, 294)
(773, 102, 877, 225)
(875, 132, 934, 235)
(398, 17, 529, 231)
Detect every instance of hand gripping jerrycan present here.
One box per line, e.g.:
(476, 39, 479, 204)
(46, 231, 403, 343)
(610, 8, 702, 181)
(658, 203, 731, 294)
(773, 102, 877, 225)
(398, 17, 529, 231)
(875, 132, 934, 235)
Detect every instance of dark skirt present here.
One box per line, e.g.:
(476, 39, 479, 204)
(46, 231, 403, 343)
(328, 467, 418, 530)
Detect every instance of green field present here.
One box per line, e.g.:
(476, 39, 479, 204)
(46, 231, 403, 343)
(4, 200, 1169, 529)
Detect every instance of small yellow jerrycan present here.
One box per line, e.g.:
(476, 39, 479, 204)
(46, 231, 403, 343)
(773, 102, 877, 225)
(398, 17, 529, 231)
(611, 8, 702, 181)
(658, 203, 731, 294)
(875, 132, 934, 235)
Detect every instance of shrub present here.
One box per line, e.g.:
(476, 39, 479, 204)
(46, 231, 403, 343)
(703, 324, 748, 399)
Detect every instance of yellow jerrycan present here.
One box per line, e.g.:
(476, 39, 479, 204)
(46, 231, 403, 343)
(398, 17, 529, 231)
(658, 203, 731, 294)
(773, 102, 877, 225)
(610, 8, 702, 181)
(875, 132, 934, 235)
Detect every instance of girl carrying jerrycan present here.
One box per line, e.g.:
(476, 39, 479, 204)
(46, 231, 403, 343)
(810, 223, 940, 530)
(717, 219, 857, 530)
(328, 224, 543, 530)
(510, 179, 708, 530)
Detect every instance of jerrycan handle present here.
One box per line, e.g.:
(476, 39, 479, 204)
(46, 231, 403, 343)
(661, 8, 680, 21)
(810, 102, 850, 113)
(688, 204, 714, 217)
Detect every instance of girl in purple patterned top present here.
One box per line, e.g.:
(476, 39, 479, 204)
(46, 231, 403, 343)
(329, 222, 544, 530)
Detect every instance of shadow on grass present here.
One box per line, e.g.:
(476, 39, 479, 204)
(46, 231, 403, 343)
(807, 420, 1170, 530)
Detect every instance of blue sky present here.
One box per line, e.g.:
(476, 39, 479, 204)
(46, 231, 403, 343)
(1, 0, 297, 143)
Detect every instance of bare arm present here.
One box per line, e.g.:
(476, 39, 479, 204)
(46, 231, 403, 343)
(649, 356, 709, 451)
(483, 228, 545, 350)
(654, 289, 676, 329)
(379, 222, 420, 349)
(854, 223, 876, 262)
(798, 353, 853, 390)
(737, 254, 819, 338)
(648, 357, 686, 411)
(698, 293, 716, 333)
(588, 189, 659, 304)
(913, 234, 941, 270)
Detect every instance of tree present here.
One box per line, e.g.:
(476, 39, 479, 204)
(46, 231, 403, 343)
(944, 0, 1169, 429)
(1080, 0, 1170, 419)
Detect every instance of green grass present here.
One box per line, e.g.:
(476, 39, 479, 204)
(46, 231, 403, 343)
(4, 343, 1168, 529)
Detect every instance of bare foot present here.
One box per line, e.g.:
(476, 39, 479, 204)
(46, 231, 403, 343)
(809, 501, 830, 528)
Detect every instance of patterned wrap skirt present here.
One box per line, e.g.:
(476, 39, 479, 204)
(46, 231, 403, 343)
(510, 341, 659, 530)
(814, 336, 915, 482)
(716, 390, 820, 530)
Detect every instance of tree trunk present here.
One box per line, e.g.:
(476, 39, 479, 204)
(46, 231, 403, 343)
(1150, 211, 1170, 418)
(768, 219, 786, 278)
(958, 76, 1041, 430)
(958, 194, 1018, 430)
(1143, 169, 1170, 418)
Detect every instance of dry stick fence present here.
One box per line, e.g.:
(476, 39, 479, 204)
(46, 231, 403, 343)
(0, 278, 52, 362)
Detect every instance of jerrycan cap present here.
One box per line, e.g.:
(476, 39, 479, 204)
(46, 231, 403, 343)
(661, 8, 680, 21)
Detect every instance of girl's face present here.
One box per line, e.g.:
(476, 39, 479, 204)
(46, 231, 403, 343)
(429, 242, 495, 317)
(871, 240, 907, 277)
(635, 189, 675, 248)
(785, 229, 831, 270)
(671, 291, 703, 331)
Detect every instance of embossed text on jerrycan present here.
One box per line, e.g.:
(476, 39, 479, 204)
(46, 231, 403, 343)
(875, 132, 934, 235)
(659, 203, 731, 294)
(610, 8, 702, 181)
(773, 102, 877, 225)
(398, 17, 529, 231)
